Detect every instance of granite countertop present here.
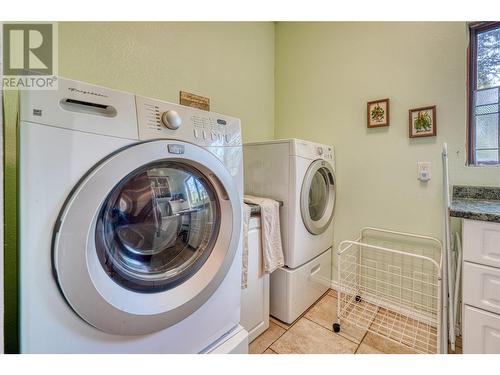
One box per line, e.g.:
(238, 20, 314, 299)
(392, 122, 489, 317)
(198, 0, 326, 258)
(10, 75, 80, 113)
(450, 185, 500, 223)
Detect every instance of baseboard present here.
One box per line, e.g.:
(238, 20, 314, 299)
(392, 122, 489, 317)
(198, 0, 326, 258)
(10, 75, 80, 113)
(330, 279, 339, 291)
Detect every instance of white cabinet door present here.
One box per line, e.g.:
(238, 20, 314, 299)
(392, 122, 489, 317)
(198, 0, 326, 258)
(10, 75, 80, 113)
(463, 220, 500, 269)
(464, 305, 500, 354)
(463, 262, 500, 315)
(240, 217, 270, 342)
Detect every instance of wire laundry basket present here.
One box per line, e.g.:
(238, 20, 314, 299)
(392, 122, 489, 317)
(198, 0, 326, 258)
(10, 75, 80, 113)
(334, 227, 443, 354)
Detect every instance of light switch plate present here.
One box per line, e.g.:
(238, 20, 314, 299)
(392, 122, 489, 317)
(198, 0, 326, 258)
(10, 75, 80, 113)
(418, 162, 431, 181)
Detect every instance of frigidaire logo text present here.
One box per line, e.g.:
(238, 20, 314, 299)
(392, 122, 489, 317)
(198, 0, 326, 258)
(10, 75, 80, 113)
(68, 87, 108, 98)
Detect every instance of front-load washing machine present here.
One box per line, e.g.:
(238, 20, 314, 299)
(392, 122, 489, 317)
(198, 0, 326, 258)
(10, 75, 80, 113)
(19, 78, 248, 353)
(244, 139, 335, 323)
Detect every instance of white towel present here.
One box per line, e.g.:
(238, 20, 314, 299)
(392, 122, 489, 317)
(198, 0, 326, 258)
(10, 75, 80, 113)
(241, 204, 251, 289)
(243, 195, 284, 274)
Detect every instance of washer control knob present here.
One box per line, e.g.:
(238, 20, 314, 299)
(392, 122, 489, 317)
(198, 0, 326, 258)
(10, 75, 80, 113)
(317, 147, 323, 155)
(161, 110, 182, 130)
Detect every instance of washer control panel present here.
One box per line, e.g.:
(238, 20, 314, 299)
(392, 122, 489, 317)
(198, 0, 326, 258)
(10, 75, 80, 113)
(319, 146, 333, 160)
(136, 96, 241, 146)
(293, 139, 334, 162)
(191, 115, 233, 143)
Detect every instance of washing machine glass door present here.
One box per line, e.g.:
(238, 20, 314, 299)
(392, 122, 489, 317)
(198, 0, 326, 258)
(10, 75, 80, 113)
(94, 160, 220, 293)
(53, 140, 242, 335)
(300, 159, 336, 235)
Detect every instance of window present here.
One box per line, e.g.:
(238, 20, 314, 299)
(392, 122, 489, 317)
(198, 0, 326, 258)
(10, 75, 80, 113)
(185, 175, 208, 206)
(468, 22, 500, 165)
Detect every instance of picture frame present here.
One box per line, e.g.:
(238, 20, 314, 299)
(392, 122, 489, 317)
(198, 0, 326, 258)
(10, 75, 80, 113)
(409, 106, 437, 138)
(367, 98, 390, 128)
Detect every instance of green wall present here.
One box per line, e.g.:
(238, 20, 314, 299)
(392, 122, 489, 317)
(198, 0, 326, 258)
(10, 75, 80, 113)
(58, 22, 276, 142)
(3, 89, 18, 354)
(275, 22, 500, 280)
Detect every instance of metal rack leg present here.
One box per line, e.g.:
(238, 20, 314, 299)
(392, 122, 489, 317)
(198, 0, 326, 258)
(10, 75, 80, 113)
(333, 322, 341, 333)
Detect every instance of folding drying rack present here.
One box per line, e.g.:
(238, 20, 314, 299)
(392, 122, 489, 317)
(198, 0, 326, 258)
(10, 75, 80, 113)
(333, 227, 443, 354)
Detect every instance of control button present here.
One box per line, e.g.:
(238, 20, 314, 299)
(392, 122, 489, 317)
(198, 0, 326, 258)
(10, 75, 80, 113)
(161, 110, 182, 130)
(167, 144, 185, 154)
(192, 116, 203, 127)
(217, 119, 227, 125)
(317, 147, 323, 155)
(193, 129, 198, 138)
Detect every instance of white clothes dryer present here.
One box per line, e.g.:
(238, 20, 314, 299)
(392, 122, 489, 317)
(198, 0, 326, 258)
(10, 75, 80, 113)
(244, 139, 335, 323)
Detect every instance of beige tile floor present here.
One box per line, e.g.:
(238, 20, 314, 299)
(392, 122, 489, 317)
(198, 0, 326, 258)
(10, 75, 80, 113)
(249, 289, 463, 354)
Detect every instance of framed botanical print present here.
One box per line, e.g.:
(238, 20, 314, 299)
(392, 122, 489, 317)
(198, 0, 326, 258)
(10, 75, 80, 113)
(367, 98, 390, 128)
(409, 106, 436, 138)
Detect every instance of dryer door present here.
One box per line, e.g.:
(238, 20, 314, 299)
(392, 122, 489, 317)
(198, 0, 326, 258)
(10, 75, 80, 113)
(300, 159, 336, 235)
(53, 140, 242, 335)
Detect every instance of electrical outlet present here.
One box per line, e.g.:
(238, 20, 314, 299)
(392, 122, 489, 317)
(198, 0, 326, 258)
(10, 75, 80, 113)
(417, 162, 431, 181)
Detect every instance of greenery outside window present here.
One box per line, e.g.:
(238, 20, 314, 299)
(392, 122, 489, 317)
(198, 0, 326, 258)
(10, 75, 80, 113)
(468, 22, 500, 165)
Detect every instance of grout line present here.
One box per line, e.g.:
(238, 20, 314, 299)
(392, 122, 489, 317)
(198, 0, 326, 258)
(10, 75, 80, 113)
(260, 289, 337, 354)
(357, 328, 370, 350)
(354, 344, 362, 354)
(315, 289, 370, 348)
(271, 288, 332, 331)
(263, 324, 288, 354)
(249, 321, 286, 354)
(269, 317, 291, 331)
(263, 289, 334, 354)
(302, 316, 361, 347)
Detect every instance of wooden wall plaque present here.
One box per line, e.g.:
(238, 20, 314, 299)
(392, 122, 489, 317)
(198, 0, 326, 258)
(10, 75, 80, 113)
(179, 91, 210, 111)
